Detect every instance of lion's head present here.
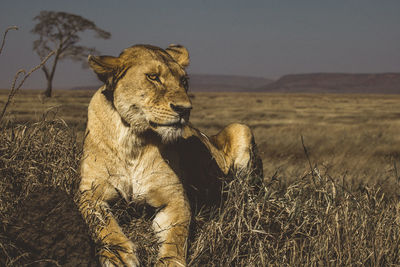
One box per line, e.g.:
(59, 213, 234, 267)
(88, 44, 192, 143)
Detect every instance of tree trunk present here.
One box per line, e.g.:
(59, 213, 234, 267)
(44, 78, 53, 97)
(42, 50, 59, 98)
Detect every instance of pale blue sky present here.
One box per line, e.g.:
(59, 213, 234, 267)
(0, 0, 399, 89)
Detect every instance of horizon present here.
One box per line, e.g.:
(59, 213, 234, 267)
(0, 0, 399, 89)
(5, 71, 400, 91)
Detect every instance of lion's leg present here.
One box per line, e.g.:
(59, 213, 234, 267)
(210, 123, 263, 178)
(79, 181, 139, 267)
(147, 183, 191, 267)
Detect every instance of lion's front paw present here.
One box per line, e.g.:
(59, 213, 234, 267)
(156, 257, 186, 267)
(99, 242, 139, 267)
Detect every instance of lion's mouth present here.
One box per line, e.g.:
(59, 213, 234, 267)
(149, 120, 184, 128)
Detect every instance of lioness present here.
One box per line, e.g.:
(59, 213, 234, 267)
(79, 44, 262, 266)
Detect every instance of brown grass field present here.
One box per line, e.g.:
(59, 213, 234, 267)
(3, 89, 400, 186)
(1, 89, 400, 266)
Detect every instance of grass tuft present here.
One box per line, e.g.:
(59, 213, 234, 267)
(188, 167, 400, 266)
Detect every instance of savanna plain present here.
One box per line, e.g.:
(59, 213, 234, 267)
(1, 89, 400, 266)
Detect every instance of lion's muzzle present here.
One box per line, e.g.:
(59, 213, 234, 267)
(170, 103, 192, 124)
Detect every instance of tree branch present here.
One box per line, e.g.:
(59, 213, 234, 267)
(0, 50, 55, 121)
(48, 42, 63, 81)
(0, 26, 18, 55)
(41, 64, 50, 79)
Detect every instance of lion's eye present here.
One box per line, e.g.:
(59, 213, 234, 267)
(181, 76, 189, 91)
(146, 73, 161, 82)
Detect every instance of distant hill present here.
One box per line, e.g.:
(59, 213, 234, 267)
(260, 73, 400, 94)
(189, 74, 273, 92)
(71, 74, 273, 92)
(71, 73, 400, 94)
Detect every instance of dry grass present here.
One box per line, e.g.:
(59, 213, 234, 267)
(0, 119, 97, 266)
(1, 89, 400, 265)
(189, 170, 400, 266)
(2, 89, 400, 186)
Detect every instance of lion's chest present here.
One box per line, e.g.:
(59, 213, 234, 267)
(115, 147, 180, 203)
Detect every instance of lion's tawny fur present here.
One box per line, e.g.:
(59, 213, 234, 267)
(79, 44, 262, 266)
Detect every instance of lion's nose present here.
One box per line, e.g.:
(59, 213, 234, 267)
(170, 103, 192, 118)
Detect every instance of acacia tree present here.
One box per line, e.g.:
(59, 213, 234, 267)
(31, 11, 111, 97)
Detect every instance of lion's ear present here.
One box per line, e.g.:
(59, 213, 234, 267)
(166, 44, 190, 68)
(88, 55, 121, 84)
